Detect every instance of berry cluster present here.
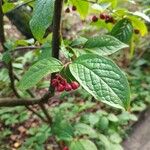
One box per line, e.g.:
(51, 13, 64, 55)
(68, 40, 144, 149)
(65, 5, 77, 13)
(63, 146, 69, 150)
(92, 13, 115, 24)
(51, 74, 80, 92)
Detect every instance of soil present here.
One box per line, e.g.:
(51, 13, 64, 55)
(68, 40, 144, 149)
(123, 107, 150, 150)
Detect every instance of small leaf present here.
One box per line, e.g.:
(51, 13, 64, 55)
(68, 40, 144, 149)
(70, 0, 89, 18)
(52, 120, 74, 141)
(2, 2, 15, 13)
(96, 116, 109, 131)
(2, 51, 11, 64)
(69, 54, 130, 109)
(70, 139, 97, 150)
(19, 58, 63, 90)
(128, 16, 148, 36)
(74, 123, 98, 138)
(71, 37, 88, 47)
(30, 0, 54, 40)
(84, 35, 128, 56)
(131, 11, 150, 22)
(111, 18, 133, 43)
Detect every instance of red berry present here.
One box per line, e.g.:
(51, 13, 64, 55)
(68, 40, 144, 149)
(92, 16, 98, 22)
(63, 146, 69, 150)
(56, 84, 65, 92)
(55, 74, 63, 80)
(71, 81, 80, 90)
(100, 13, 106, 20)
(72, 5, 77, 11)
(110, 16, 115, 22)
(51, 79, 58, 87)
(105, 14, 110, 20)
(65, 7, 70, 13)
(60, 79, 67, 86)
(134, 29, 140, 34)
(65, 83, 72, 91)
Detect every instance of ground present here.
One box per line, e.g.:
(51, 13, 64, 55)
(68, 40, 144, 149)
(123, 108, 150, 150)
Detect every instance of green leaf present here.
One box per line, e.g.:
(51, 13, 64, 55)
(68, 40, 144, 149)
(74, 123, 98, 138)
(70, 0, 89, 18)
(131, 11, 150, 22)
(19, 58, 63, 90)
(128, 16, 148, 36)
(2, 2, 15, 13)
(111, 18, 133, 43)
(2, 51, 11, 64)
(52, 120, 74, 141)
(110, 133, 122, 144)
(69, 54, 130, 109)
(108, 114, 118, 122)
(84, 35, 128, 56)
(70, 139, 97, 150)
(96, 116, 109, 131)
(30, 0, 54, 40)
(38, 43, 51, 60)
(71, 37, 88, 47)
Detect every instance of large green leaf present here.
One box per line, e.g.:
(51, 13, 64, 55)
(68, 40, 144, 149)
(70, 139, 97, 150)
(18, 58, 63, 90)
(69, 54, 130, 109)
(84, 35, 128, 56)
(111, 18, 133, 43)
(30, 0, 54, 40)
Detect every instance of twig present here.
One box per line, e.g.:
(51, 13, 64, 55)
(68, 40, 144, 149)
(50, 0, 64, 94)
(0, 0, 5, 50)
(7, 62, 49, 121)
(8, 62, 21, 98)
(0, 93, 51, 107)
(25, 105, 48, 123)
(1, 46, 41, 54)
(39, 103, 52, 123)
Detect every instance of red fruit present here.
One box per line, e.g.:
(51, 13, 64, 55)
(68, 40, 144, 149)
(51, 79, 58, 87)
(107, 17, 114, 23)
(92, 16, 98, 22)
(56, 84, 65, 92)
(100, 13, 106, 20)
(55, 74, 63, 80)
(71, 81, 80, 90)
(65, 83, 72, 91)
(60, 79, 67, 86)
(105, 14, 110, 20)
(72, 5, 77, 11)
(134, 29, 140, 34)
(65, 7, 70, 13)
(63, 146, 69, 150)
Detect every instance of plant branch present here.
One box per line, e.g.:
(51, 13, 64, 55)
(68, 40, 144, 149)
(7, 61, 48, 121)
(50, 0, 64, 93)
(52, 0, 63, 59)
(24, 105, 48, 123)
(0, 94, 51, 107)
(1, 46, 41, 54)
(0, 0, 5, 50)
(39, 103, 52, 123)
(8, 62, 21, 98)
